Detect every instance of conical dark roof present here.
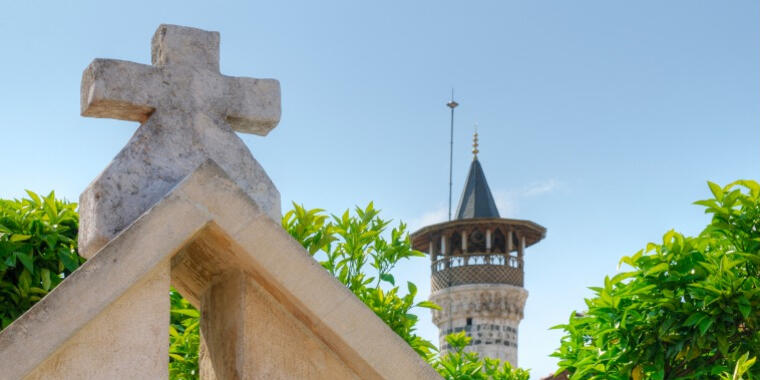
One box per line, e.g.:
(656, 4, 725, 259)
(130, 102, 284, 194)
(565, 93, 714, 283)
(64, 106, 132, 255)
(455, 158, 500, 219)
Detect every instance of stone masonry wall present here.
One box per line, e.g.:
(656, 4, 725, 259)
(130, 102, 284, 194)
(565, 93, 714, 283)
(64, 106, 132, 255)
(430, 283, 528, 366)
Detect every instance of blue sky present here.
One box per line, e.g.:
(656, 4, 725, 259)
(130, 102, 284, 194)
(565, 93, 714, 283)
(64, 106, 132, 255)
(1, 1, 757, 377)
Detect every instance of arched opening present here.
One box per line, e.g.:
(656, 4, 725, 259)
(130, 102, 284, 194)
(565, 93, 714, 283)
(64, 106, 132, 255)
(468, 229, 487, 253)
(492, 229, 505, 254)
(451, 232, 462, 255)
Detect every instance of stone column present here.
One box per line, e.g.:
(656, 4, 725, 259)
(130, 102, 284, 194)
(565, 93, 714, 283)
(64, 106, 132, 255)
(485, 229, 492, 253)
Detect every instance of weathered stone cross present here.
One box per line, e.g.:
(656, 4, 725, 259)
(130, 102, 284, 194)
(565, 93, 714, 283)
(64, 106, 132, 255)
(79, 24, 282, 258)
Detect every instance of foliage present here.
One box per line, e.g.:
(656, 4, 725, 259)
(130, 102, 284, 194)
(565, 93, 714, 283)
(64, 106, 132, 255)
(0, 191, 82, 329)
(551, 180, 760, 380)
(431, 332, 531, 380)
(169, 289, 200, 380)
(720, 353, 757, 380)
(282, 202, 439, 357)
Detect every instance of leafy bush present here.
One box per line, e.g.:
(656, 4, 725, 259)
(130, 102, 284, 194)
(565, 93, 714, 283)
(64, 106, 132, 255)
(552, 181, 760, 380)
(169, 290, 200, 379)
(433, 332, 530, 380)
(0, 191, 82, 328)
(282, 202, 439, 357)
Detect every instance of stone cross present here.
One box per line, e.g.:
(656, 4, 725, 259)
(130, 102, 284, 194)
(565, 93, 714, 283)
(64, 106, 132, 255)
(78, 24, 281, 258)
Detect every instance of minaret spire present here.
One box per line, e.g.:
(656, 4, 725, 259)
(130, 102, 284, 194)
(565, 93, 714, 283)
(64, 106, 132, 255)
(455, 127, 499, 219)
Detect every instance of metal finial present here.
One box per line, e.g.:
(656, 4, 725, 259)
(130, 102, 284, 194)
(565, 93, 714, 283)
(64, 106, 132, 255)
(472, 125, 479, 158)
(446, 89, 459, 109)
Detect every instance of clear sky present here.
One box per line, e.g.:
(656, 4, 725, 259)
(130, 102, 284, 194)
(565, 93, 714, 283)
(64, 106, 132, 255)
(1, 1, 757, 377)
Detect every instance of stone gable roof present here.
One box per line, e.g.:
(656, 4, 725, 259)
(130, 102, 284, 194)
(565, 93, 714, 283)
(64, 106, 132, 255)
(0, 161, 440, 379)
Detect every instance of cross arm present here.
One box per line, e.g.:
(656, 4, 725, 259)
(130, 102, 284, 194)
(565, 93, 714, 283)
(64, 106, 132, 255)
(224, 77, 281, 135)
(81, 59, 163, 123)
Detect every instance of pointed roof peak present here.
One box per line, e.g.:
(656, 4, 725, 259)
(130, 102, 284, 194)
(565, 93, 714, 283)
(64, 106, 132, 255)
(455, 156, 500, 220)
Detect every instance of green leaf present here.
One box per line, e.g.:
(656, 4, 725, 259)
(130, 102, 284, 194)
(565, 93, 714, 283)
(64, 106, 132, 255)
(416, 301, 441, 310)
(40, 268, 51, 291)
(697, 316, 714, 335)
(59, 250, 80, 272)
(708, 181, 724, 201)
(684, 312, 708, 327)
(737, 296, 751, 318)
(407, 281, 417, 297)
(645, 263, 669, 276)
(24, 190, 41, 206)
(693, 199, 718, 208)
(732, 352, 757, 380)
(171, 309, 200, 318)
(18, 269, 32, 294)
(653, 367, 665, 380)
(717, 335, 729, 357)
(379, 273, 395, 285)
(10, 234, 31, 242)
(15, 251, 33, 273)
(4, 253, 16, 268)
(610, 271, 636, 285)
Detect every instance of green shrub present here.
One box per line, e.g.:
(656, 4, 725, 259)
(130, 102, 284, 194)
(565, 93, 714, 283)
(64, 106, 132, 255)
(169, 289, 200, 379)
(433, 332, 530, 380)
(0, 191, 82, 328)
(282, 202, 439, 357)
(551, 181, 760, 380)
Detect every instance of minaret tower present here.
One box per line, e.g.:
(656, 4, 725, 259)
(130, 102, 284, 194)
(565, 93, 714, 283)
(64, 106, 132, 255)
(410, 130, 546, 365)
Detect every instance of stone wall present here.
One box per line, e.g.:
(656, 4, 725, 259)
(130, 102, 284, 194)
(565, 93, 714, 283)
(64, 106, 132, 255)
(430, 283, 527, 365)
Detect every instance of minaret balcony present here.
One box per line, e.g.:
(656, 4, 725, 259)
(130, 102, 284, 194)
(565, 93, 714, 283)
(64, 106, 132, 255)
(410, 218, 546, 294)
(431, 253, 524, 292)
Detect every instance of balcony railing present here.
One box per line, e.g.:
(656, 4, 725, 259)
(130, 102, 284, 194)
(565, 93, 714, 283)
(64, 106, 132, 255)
(430, 254, 523, 292)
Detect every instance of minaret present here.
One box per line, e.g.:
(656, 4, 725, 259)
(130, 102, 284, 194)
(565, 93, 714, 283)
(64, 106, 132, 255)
(410, 130, 546, 365)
